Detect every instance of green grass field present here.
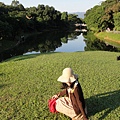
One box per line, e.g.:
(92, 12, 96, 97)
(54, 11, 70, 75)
(0, 51, 120, 120)
(95, 32, 120, 46)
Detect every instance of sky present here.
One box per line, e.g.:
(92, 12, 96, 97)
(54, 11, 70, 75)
(0, 0, 106, 12)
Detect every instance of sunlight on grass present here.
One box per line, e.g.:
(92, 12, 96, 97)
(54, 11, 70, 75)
(0, 51, 120, 120)
(96, 32, 120, 42)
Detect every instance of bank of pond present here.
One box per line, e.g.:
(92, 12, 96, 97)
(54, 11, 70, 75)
(95, 32, 120, 44)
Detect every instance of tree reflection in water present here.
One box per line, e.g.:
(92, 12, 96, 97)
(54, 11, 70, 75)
(83, 32, 120, 52)
(0, 31, 120, 62)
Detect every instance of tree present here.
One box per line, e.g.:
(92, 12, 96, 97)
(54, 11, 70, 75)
(11, 0, 19, 7)
(84, 5, 104, 31)
(84, 0, 120, 32)
(0, 20, 12, 38)
(61, 12, 68, 21)
(18, 4, 25, 11)
(113, 12, 120, 31)
(0, 2, 5, 7)
(68, 14, 78, 23)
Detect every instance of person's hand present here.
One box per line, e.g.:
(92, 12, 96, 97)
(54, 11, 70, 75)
(52, 94, 58, 99)
(83, 117, 88, 120)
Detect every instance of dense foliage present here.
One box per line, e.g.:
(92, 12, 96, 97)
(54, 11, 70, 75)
(0, 1, 82, 41)
(84, 0, 120, 32)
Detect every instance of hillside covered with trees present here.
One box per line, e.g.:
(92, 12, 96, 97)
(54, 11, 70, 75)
(0, 0, 82, 41)
(84, 0, 120, 32)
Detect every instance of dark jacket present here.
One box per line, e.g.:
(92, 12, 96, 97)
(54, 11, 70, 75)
(57, 81, 88, 118)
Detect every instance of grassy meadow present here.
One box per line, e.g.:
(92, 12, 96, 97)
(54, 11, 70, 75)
(0, 51, 120, 120)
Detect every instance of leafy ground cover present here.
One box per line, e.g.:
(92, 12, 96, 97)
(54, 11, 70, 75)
(0, 51, 120, 120)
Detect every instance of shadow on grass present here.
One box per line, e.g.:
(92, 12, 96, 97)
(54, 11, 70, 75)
(13, 54, 40, 61)
(86, 90, 120, 120)
(5, 52, 61, 62)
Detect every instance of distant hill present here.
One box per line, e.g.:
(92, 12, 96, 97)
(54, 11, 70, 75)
(70, 12, 85, 19)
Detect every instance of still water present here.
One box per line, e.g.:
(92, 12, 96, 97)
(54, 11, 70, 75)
(55, 34, 85, 52)
(25, 34, 86, 55)
(0, 31, 120, 62)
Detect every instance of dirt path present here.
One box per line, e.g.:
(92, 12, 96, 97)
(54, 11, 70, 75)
(104, 36, 120, 44)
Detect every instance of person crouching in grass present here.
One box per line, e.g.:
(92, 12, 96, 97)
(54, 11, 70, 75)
(52, 68, 88, 120)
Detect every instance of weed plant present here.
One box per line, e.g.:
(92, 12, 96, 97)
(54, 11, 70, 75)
(0, 51, 120, 120)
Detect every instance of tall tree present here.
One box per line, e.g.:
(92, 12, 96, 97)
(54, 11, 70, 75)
(84, 0, 120, 32)
(11, 0, 19, 7)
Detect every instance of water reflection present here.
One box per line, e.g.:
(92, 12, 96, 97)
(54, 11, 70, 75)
(83, 32, 120, 52)
(84, 39, 119, 52)
(0, 31, 120, 62)
(55, 35, 86, 52)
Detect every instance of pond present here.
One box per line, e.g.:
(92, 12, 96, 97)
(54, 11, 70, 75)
(25, 33, 86, 55)
(0, 30, 120, 62)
